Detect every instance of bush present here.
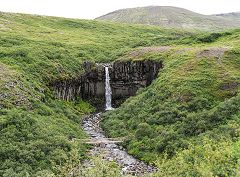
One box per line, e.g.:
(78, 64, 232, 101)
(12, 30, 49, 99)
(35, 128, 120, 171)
(135, 123, 153, 140)
(196, 32, 232, 43)
(154, 139, 240, 177)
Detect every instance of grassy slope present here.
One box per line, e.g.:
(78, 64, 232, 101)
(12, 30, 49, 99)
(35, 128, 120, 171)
(102, 31, 240, 176)
(96, 6, 240, 31)
(0, 12, 198, 176)
(1, 11, 240, 176)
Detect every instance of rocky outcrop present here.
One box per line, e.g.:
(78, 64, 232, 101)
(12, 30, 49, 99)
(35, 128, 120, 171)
(110, 60, 162, 105)
(52, 63, 105, 104)
(52, 60, 162, 109)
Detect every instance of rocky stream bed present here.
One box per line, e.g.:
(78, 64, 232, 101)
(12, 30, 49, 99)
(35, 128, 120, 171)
(82, 113, 157, 176)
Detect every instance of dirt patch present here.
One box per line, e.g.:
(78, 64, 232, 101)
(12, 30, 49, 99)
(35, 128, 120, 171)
(0, 24, 12, 31)
(196, 47, 229, 64)
(220, 82, 239, 90)
(0, 63, 16, 81)
(175, 48, 193, 55)
(0, 63, 32, 108)
(0, 63, 8, 74)
(127, 46, 171, 58)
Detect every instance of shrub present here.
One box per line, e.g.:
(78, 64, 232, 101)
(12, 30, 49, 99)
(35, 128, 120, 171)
(154, 139, 240, 177)
(135, 123, 153, 140)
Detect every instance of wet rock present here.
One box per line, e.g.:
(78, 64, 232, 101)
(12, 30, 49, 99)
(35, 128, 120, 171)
(82, 113, 157, 176)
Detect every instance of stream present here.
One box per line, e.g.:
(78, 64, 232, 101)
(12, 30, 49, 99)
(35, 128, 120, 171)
(82, 113, 157, 176)
(80, 65, 156, 176)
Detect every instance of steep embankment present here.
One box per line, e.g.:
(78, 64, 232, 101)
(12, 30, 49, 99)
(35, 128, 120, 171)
(0, 11, 199, 176)
(102, 30, 240, 176)
(96, 6, 240, 30)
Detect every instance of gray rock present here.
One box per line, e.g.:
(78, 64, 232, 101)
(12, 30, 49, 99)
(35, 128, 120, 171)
(82, 113, 157, 176)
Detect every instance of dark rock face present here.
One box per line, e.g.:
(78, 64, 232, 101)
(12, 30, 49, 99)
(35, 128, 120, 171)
(52, 60, 162, 109)
(52, 62, 106, 107)
(110, 60, 162, 106)
(52, 78, 82, 101)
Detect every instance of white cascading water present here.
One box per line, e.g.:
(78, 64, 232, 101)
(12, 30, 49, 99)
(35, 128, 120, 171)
(105, 66, 114, 110)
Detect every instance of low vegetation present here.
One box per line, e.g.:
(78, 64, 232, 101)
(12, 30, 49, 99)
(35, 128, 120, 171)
(0, 11, 196, 176)
(0, 11, 240, 176)
(102, 31, 240, 176)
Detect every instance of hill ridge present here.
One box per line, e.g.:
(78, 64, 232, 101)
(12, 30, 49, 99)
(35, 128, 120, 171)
(96, 6, 240, 30)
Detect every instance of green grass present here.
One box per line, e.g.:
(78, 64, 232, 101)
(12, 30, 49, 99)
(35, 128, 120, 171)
(0, 11, 240, 176)
(102, 32, 240, 176)
(0, 11, 197, 176)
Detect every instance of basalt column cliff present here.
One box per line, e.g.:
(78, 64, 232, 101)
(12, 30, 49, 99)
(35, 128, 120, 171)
(52, 60, 162, 109)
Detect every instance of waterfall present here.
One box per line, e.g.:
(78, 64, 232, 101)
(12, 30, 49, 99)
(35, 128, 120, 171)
(105, 66, 114, 110)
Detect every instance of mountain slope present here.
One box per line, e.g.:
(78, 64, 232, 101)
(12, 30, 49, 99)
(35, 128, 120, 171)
(214, 12, 240, 23)
(96, 6, 240, 30)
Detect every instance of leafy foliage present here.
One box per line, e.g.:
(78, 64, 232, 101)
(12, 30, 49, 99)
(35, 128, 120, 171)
(154, 138, 240, 177)
(0, 99, 90, 176)
(78, 156, 124, 177)
(102, 30, 240, 176)
(0, 11, 240, 176)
